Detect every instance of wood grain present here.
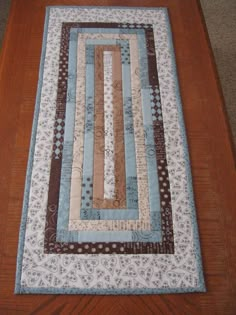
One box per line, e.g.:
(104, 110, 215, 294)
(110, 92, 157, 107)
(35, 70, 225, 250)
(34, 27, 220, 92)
(0, 0, 235, 314)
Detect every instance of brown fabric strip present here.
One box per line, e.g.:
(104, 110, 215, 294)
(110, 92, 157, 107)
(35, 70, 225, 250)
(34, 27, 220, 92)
(93, 45, 126, 209)
(112, 48, 126, 206)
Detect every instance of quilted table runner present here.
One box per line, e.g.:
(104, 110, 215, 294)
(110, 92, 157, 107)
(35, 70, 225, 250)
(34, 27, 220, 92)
(15, 6, 205, 294)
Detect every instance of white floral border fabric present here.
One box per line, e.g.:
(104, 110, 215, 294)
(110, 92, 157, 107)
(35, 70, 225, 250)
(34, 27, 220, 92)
(15, 6, 205, 294)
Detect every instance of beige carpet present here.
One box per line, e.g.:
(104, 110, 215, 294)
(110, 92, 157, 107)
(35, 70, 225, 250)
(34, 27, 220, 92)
(0, 0, 10, 49)
(200, 0, 236, 153)
(0, 0, 236, 152)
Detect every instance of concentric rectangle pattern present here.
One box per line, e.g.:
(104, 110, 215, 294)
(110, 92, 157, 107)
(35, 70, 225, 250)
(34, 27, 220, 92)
(15, 7, 205, 295)
(45, 24, 173, 253)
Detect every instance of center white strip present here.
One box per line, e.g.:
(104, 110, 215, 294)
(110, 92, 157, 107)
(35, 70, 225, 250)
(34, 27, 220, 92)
(103, 51, 115, 199)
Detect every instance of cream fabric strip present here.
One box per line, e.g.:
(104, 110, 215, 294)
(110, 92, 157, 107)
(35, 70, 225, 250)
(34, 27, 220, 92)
(103, 51, 115, 199)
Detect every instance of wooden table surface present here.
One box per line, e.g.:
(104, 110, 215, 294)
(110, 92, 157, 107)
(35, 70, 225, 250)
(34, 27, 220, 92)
(0, 0, 235, 314)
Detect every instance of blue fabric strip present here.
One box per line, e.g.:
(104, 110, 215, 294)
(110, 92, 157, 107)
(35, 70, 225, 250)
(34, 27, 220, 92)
(80, 208, 139, 220)
(78, 27, 145, 35)
(57, 229, 162, 242)
(80, 45, 95, 212)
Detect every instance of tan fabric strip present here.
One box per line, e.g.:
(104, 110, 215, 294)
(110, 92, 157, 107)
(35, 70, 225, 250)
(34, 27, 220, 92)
(111, 48, 126, 206)
(93, 46, 105, 203)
